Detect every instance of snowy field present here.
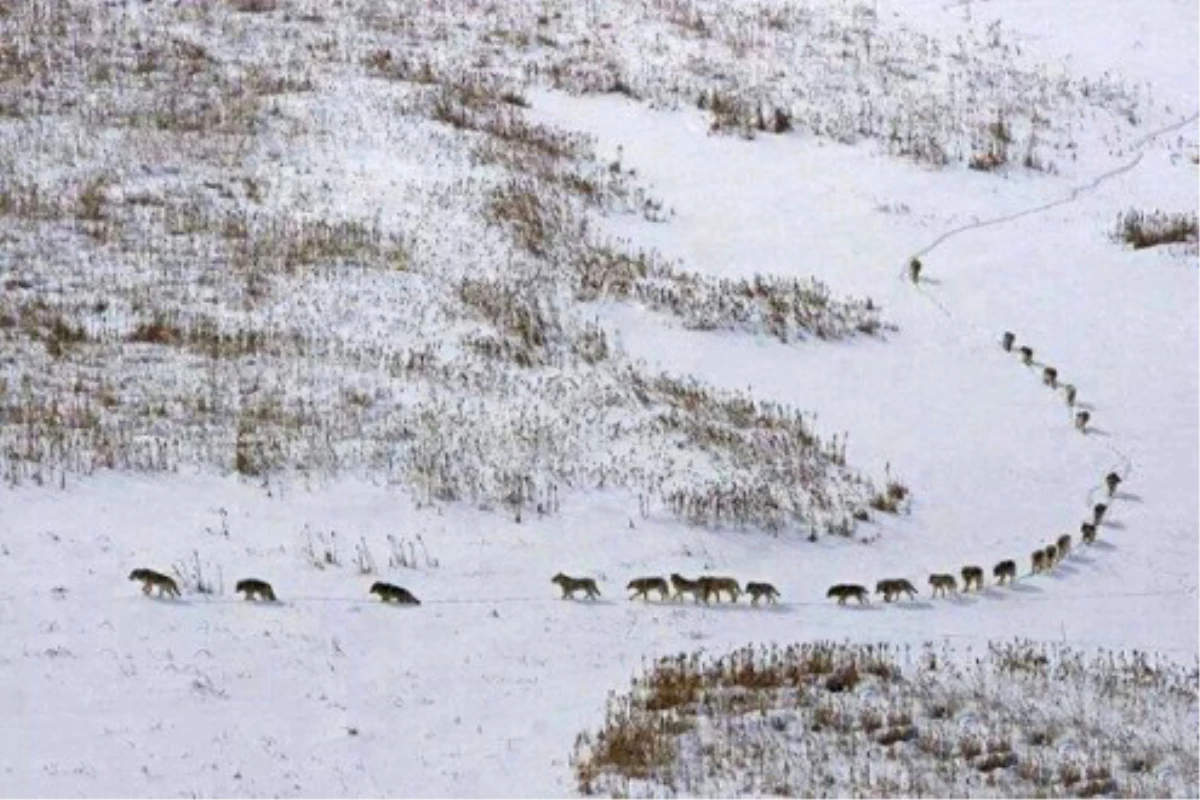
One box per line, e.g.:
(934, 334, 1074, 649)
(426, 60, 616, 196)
(0, 0, 1196, 796)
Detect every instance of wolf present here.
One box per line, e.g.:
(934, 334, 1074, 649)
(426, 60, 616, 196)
(1031, 550, 1047, 574)
(670, 573, 706, 603)
(1063, 384, 1077, 408)
(1042, 366, 1058, 388)
(745, 582, 780, 606)
(1104, 472, 1122, 497)
(369, 581, 420, 605)
(928, 574, 958, 598)
(875, 578, 918, 602)
(1018, 346, 1034, 365)
(1093, 503, 1108, 526)
(128, 568, 180, 598)
(626, 576, 669, 601)
(827, 584, 869, 605)
(960, 565, 985, 592)
(698, 576, 741, 604)
(1075, 410, 1090, 432)
(1043, 544, 1059, 567)
(1080, 522, 1097, 545)
(993, 560, 1017, 585)
(551, 573, 600, 600)
(1056, 534, 1072, 560)
(235, 578, 277, 602)
(1001, 331, 1015, 352)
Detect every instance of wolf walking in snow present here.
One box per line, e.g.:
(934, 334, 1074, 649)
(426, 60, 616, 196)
(370, 581, 420, 605)
(1093, 503, 1108, 526)
(928, 574, 958, 597)
(235, 578, 277, 602)
(699, 576, 741, 604)
(1001, 331, 1015, 352)
(670, 573, 706, 603)
(1063, 384, 1077, 408)
(1056, 534, 1072, 560)
(1031, 550, 1048, 574)
(1105, 472, 1122, 497)
(827, 584, 869, 605)
(745, 582, 780, 605)
(1018, 346, 1034, 366)
(1080, 522, 1098, 544)
(626, 576, 670, 601)
(552, 573, 601, 600)
(1042, 366, 1058, 388)
(875, 578, 918, 602)
(960, 565, 985, 592)
(129, 568, 181, 598)
(1075, 410, 1090, 432)
(993, 560, 1017, 585)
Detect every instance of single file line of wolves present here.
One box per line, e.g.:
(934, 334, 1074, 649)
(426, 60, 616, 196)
(159, 583, 1197, 610)
(888, 113, 1200, 609)
(905, 113, 1198, 486)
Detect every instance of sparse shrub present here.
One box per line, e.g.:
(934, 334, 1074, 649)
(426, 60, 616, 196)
(976, 751, 1017, 772)
(772, 107, 793, 134)
(859, 708, 884, 734)
(353, 537, 376, 574)
(1114, 209, 1198, 250)
(869, 480, 910, 513)
(127, 314, 183, 346)
(301, 527, 340, 569)
(43, 314, 88, 358)
(1026, 725, 1057, 747)
(1059, 760, 1083, 786)
(76, 177, 109, 223)
(1078, 777, 1118, 798)
(171, 550, 221, 595)
(499, 90, 529, 108)
(877, 725, 917, 746)
(1125, 751, 1158, 773)
(958, 734, 984, 761)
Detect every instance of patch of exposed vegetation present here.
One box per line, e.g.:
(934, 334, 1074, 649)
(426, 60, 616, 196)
(572, 641, 1199, 797)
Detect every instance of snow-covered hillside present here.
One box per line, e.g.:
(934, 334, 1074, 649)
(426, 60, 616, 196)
(0, 0, 1196, 796)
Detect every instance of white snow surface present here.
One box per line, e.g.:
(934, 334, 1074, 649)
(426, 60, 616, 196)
(1, 0, 1197, 796)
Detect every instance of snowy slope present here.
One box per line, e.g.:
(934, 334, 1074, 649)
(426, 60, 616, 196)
(1, 0, 1196, 796)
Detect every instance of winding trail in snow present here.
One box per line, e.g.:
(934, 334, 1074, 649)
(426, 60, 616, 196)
(910, 111, 1199, 265)
(902, 110, 1197, 557)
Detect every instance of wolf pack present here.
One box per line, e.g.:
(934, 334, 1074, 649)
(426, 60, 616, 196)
(127, 332, 1125, 613)
(127, 570, 421, 606)
(555, 573, 781, 605)
(1001, 329, 1093, 433)
(128, 468, 1124, 611)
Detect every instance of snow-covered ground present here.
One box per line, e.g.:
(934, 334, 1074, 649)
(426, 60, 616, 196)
(1, 0, 1196, 796)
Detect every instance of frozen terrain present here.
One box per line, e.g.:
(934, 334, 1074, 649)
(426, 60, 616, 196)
(0, 0, 1196, 796)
